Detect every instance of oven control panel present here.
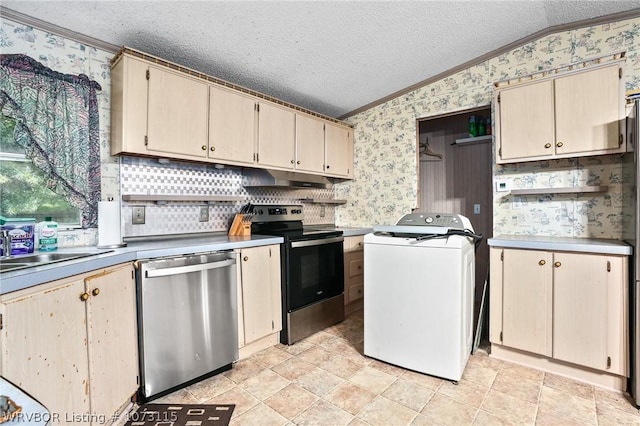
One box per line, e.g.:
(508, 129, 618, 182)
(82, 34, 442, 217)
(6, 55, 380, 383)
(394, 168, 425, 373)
(251, 204, 304, 222)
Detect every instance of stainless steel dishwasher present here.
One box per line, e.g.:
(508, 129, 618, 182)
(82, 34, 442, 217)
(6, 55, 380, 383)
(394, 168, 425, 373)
(136, 251, 238, 401)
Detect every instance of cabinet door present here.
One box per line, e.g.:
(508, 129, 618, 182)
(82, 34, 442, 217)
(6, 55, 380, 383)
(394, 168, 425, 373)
(295, 114, 325, 173)
(110, 55, 149, 156)
(502, 249, 553, 356)
(209, 85, 257, 165)
(147, 65, 209, 158)
(325, 123, 353, 177)
(553, 253, 627, 374)
(497, 80, 555, 162)
(555, 64, 623, 155)
(2, 279, 90, 416)
(257, 102, 295, 169)
(239, 246, 282, 344)
(85, 264, 138, 419)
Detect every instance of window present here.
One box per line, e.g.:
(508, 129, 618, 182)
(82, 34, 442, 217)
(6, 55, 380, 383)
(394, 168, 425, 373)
(0, 114, 81, 225)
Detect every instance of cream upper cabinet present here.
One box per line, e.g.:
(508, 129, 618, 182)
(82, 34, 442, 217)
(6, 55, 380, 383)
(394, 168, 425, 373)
(111, 54, 209, 161)
(295, 114, 326, 174)
(495, 63, 625, 164)
(490, 247, 628, 376)
(111, 49, 354, 179)
(501, 248, 553, 357)
(208, 84, 257, 165)
(497, 80, 555, 162)
(554, 65, 623, 155)
(257, 102, 296, 169)
(1, 263, 138, 423)
(325, 123, 354, 178)
(147, 65, 209, 158)
(552, 252, 627, 375)
(237, 245, 282, 347)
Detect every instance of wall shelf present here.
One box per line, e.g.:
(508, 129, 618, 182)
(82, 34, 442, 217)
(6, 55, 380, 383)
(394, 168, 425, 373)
(299, 198, 347, 205)
(453, 135, 493, 145)
(122, 194, 245, 204)
(509, 186, 608, 196)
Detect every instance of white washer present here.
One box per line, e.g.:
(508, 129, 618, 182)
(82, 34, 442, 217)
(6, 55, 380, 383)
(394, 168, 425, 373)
(363, 213, 477, 382)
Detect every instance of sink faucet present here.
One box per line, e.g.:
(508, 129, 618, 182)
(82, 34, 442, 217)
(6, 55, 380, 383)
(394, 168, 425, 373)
(1, 230, 12, 259)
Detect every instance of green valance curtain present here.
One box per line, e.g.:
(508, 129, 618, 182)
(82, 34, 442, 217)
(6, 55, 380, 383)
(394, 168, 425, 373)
(0, 54, 102, 227)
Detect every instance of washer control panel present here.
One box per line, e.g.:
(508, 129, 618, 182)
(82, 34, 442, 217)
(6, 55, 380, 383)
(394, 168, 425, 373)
(396, 213, 468, 230)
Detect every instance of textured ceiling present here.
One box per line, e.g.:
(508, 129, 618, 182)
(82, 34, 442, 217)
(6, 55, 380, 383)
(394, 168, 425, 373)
(2, 1, 640, 118)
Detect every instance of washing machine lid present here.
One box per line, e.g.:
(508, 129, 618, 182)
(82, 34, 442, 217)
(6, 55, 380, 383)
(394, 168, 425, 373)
(373, 225, 450, 235)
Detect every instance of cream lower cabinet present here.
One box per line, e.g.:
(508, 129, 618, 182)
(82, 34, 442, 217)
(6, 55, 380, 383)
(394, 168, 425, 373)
(344, 236, 364, 313)
(0, 263, 138, 424)
(236, 245, 282, 349)
(490, 247, 628, 376)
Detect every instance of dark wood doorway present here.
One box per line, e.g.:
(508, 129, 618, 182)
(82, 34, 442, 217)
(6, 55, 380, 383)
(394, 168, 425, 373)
(417, 106, 493, 328)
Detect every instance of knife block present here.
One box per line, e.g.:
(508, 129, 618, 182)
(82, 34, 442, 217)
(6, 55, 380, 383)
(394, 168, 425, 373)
(228, 214, 251, 236)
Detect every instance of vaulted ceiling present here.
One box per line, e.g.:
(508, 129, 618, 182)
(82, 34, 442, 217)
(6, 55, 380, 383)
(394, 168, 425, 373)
(3, 1, 639, 118)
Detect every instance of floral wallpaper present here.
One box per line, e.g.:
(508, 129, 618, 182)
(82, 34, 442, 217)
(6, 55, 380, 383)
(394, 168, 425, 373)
(337, 17, 640, 239)
(2, 14, 639, 243)
(0, 17, 116, 246)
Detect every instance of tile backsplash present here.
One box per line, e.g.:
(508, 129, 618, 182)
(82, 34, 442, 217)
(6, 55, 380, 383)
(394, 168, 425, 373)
(120, 157, 337, 238)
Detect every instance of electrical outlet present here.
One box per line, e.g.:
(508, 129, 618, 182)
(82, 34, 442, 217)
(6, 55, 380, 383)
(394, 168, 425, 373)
(473, 204, 481, 214)
(320, 205, 326, 217)
(132, 206, 145, 225)
(199, 206, 209, 222)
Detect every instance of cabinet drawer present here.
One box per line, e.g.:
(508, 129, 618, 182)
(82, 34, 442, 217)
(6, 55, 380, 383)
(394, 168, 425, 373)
(348, 258, 363, 278)
(348, 284, 363, 302)
(344, 236, 364, 252)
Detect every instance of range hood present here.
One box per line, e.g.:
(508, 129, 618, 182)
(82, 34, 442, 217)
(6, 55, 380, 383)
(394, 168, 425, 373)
(242, 168, 333, 189)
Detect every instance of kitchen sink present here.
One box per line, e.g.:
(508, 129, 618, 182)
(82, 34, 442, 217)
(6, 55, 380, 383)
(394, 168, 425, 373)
(0, 251, 112, 273)
(0, 262, 32, 272)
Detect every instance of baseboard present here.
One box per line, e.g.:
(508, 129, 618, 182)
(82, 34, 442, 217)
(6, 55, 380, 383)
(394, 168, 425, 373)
(238, 332, 280, 360)
(345, 299, 363, 315)
(490, 344, 627, 392)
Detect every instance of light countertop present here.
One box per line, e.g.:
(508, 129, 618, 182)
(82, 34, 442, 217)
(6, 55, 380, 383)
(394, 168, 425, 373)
(0, 234, 283, 295)
(488, 235, 632, 256)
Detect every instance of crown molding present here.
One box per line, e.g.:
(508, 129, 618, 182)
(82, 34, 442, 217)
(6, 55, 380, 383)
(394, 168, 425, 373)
(339, 8, 640, 120)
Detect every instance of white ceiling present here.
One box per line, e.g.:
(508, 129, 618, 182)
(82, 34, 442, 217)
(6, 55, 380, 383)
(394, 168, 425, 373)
(3, 1, 640, 119)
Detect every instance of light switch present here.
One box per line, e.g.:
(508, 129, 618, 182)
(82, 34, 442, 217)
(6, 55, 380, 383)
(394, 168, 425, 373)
(474, 204, 481, 214)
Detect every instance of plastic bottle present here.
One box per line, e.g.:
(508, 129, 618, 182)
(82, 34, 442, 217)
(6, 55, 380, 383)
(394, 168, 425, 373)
(36, 216, 58, 251)
(468, 116, 477, 137)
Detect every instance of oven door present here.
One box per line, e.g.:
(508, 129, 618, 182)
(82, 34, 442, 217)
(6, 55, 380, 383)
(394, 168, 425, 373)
(285, 236, 344, 311)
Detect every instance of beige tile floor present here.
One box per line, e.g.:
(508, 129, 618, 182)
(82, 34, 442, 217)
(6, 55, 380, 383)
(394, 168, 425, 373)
(152, 309, 640, 425)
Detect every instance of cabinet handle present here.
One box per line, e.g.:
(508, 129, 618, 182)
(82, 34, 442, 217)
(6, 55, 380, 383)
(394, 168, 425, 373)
(243, 256, 249, 261)
(201, 145, 207, 151)
(544, 143, 552, 149)
(538, 260, 546, 266)
(326, 165, 330, 169)
(296, 160, 300, 165)
(80, 292, 90, 302)
(357, 242, 362, 247)
(291, 160, 294, 164)
(554, 261, 561, 267)
(92, 288, 100, 297)
(210, 146, 216, 152)
(556, 142, 563, 148)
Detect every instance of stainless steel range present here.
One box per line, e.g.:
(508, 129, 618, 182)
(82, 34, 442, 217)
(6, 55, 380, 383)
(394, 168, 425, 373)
(250, 204, 345, 344)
